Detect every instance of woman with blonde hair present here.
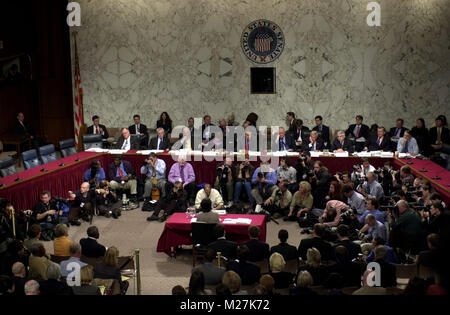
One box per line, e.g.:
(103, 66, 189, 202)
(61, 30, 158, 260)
(285, 181, 313, 221)
(94, 246, 128, 295)
(297, 248, 329, 286)
(53, 224, 72, 257)
(73, 265, 101, 295)
(269, 252, 295, 289)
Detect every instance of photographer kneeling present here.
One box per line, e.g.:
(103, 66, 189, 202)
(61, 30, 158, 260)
(147, 181, 188, 222)
(95, 180, 121, 219)
(214, 158, 235, 207)
(263, 181, 292, 219)
(69, 182, 95, 226)
(32, 191, 63, 240)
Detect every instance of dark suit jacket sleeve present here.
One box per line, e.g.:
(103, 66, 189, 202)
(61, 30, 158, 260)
(86, 125, 94, 134)
(148, 138, 156, 150)
(113, 136, 123, 150)
(124, 161, 135, 176)
(345, 125, 354, 137)
(108, 164, 120, 182)
(131, 137, 140, 150)
(101, 125, 109, 139)
(345, 139, 354, 153)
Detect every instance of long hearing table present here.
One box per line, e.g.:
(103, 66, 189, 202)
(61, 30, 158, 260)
(1, 151, 449, 211)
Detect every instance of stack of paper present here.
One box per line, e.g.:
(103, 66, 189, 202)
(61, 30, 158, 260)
(190, 218, 197, 223)
(235, 218, 252, 225)
(137, 150, 165, 155)
(310, 151, 322, 157)
(222, 218, 237, 224)
(286, 152, 300, 156)
(335, 152, 349, 157)
(86, 148, 107, 153)
(212, 210, 227, 215)
(108, 149, 128, 154)
(398, 153, 413, 158)
(357, 152, 371, 157)
(381, 152, 394, 158)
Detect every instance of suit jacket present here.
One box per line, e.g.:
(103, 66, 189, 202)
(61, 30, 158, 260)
(332, 239, 361, 261)
(149, 136, 171, 150)
(298, 237, 332, 262)
(301, 138, 325, 152)
(226, 261, 261, 285)
(87, 124, 109, 139)
(365, 134, 391, 151)
(114, 135, 140, 150)
(276, 134, 296, 151)
(72, 285, 101, 295)
(80, 237, 106, 258)
(291, 126, 310, 143)
(128, 124, 148, 136)
(12, 120, 34, 136)
(201, 124, 216, 141)
(193, 262, 226, 285)
(346, 124, 370, 140)
(429, 126, 450, 145)
(313, 125, 330, 144)
(207, 238, 238, 260)
(270, 242, 298, 262)
(108, 160, 136, 182)
(326, 261, 362, 287)
(39, 279, 73, 295)
(389, 127, 407, 139)
(242, 239, 270, 262)
(375, 259, 397, 288)
(331, 138, 354, 153)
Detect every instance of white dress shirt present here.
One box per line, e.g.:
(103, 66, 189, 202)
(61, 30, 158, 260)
(122, 137, 131, 151)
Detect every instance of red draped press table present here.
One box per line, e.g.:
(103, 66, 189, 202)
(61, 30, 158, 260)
(1, 151, 449, 210)
(156, 213, 267, 256)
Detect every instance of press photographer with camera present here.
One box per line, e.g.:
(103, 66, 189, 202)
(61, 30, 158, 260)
(335, 171, 352, 189)
(263, 181, 292, 219)
(388, 200, 423, 253)
(319, 200, 348, 227)
(310, 161, 331, 209)
(146, 181, 188, 222)
(351, 158, 375, 183)
(32, 191, 62, 239)
(358, 214, 387, 243)
(411, 182, 434, 205)
(420, 202, 450, 239)
(295, 152, 314, 182)
(214, 157, 235, 207)
(359, 198, 387, 225)
(392, 165, 414, 189)
(357, 172, 384, 199)
(277, 157, 297, 193)
(141, 153, 167, 201)
(233, 156, 255, 204)
(0, 202, 26, 241)
(250, 162, 277, 207)
(342, 184, 366, 218)
(375, 161, 395, 195)
(83, 160, 105, 188)
(108, 155, 138, 204)
(68, 182, 95, 226)
(95, 180, 121, 219)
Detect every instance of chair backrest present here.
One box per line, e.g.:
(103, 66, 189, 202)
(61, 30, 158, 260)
(50, 255, 71, 264)
(148, 129, 158, 146)
(39, 144, 58, 164)
(22, 149, 41, 170)
(83, 134, 103, 150)
(0, 156, 17, 177)
(59, 139, 77, 157)
(249, 259, 270, 274)
(284, 259, 300, 274)
(191, 223, 217, 246)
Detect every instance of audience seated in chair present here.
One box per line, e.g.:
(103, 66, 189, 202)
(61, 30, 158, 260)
(373, 245, 397, 288)
(222, 270, 247, 295)
(93, 246, 128, 295)
(268, 252, 295, 289)
(297, 248, 329, 286)
(192, 249, 225, 286)
(298, 223, 333, 262)
(80, 226, 107, 258)
(352, 269, 387, 295)
(187, 269, 212, 295)
(196, 198, 220, 224)
(326, 246, 362, 287)
(226, 245, 261, 286)
(38, 263, 72, 295)
(270, 229, 298, 262)
(207, 224, 237, 261)
(53, 224, 72, 257)
(242, 225, 270, 262)
(289, 270, 318, 296)
(60, 243, 88, 278)
(28, 243, 53, 281)
(72, 265, 101, 295)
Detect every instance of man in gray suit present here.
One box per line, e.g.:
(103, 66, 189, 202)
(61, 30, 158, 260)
(192, 249, 225, 285)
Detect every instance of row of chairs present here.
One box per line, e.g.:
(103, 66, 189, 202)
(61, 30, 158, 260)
(0, 139, 78, 177)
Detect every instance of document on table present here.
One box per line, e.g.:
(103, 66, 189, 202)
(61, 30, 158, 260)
(356, 152, 371, 157)
(108, 149, 128, 154)
(190, 218, 197, 223)
(310, 151, 322, 157)
(380, 152, 394, 158)
(222, 218, 252, 225)
(212, 210, 227, 215)
(86, 148, 108, 153)
(137, 150, 164, 155)
(335, 152, 349, 157)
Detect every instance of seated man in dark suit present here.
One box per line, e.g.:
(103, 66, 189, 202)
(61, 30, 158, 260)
(270, 229, 298, 261)
(12, 112, 46, 149)
(345, 115, 370, 152)
(373, 245, 397, 287)
(242, 225, 269, 262)
(302, 131, 324, 152)
(114, 128, 140, 150)
(298, 223, 332, 262)
(326, 245, 362, 287)
(149, 128, 171, 150)
(79, 226, 106, 258)
(86, 115, 109, 139)
(275, 127, 295, 151)
(226, 245, 261, 285)
(192, 249, 225, 285)
(207, 224, 238, 261)
(201, 115, 216, 143)
(364, 126, 391, 151)
(108, 155, 138, 203)
(429, 115, 450, 154)
(128, 114, 148, 148)
(312, 115, 330, 148)
(292, 119, 310, 151)
(332, 225, 361, 261)
(331, 131, 354, 153)
(389, 118, 407, 140)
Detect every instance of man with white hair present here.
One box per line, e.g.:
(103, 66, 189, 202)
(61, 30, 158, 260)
(149, 128, 171, 150)
(331, 130, 354, 153)
(374, 245, 397, 288)
(12, 262, 29, 296)
(39, 263, 73, 295)
(114, 128, 140, 150)
(360, 214, 387, 242)
(168, 155, 196, 205)
(357, 172, 384, 199)
(60, 243, 87, 278)
(302, 131, 325, 152)
(24, 280, 40, 295)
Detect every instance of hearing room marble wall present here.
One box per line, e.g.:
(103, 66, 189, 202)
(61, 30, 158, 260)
(71, 0, 450, 133)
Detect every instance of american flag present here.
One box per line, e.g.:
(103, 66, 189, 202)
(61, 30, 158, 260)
(254, 29, 273, 53)
(73, 33, 84, 149)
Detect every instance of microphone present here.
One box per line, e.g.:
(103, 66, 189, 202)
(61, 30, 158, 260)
(432, 176, 441, 180)
(59, 163, 65, 167)
(14, 178, 21, 182)
(420, 169, 427, 173)
(40, 168, 47, 172)
(75, 159, 80, 162)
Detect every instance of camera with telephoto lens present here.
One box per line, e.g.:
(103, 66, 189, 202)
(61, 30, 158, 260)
(276, 189, 283, 197)
(341, 208, 355, 219)
(258, 172, 265, 179)
(352, 165, 360, 172)
(337, 172, 344, 181)
(53, 196, 70, 205)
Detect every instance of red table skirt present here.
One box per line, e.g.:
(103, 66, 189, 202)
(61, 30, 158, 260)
(393, 158, 450, 206)
(1, 151, 448, 211)
(156, 213, 267, 256)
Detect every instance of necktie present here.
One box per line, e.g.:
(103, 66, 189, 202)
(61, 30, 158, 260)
(341, 141, 344, 147)
(180, 165, 185, 183)
(187, 138, 191, 150)
(396, 128, 401, 137)
(245, 140, 249, 151)
(158, 138, 161, 150)
(118, 165, 124, 177)
(122, 139, 128, 150)
(281, 139, 286, 150)
(136, 125, 140, 134)
(402, 141, 408, 153)
(95, 126, 99, 134)
(437, 127, 442, 144)
(356, 126, 360, 138)
(377, 137, 381, 146)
